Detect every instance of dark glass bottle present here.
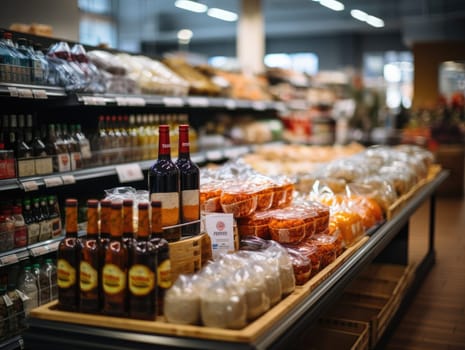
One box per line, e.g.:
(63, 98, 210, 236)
(176, 124, 200, 236)
(39, 196, 52, 241)
(150, 201, 172, 316)
(23, 199, 40, 244)
(57, 198, 80, 311)
(48, 195, 62, 238)
(66, 124, 82, 170)
(79, 199, 100, 313)
(148, 125, 181, 242)
(122, 199, 134, 260)
(128, 202, 156, 320)
(102, 202, 128, 316)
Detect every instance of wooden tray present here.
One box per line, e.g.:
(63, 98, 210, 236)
(30, 236, 369, 344)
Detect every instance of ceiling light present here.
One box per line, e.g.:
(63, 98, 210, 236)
(319, 0, 344, 11)
(207, 8, 238, 22)
(350, 9, 368, 22)
(177, 29, 193, 44)
(366, 15, 384, 28)
(174, 0, 207, 13)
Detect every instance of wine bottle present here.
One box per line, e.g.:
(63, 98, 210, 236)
(148, 125, 181, 242)
(176, 124, 200, 236)
(79, 199, 100, 313)
(57, 199, 80, 311)
(128, 202, 156, 320)
(102, 202, 128, 316)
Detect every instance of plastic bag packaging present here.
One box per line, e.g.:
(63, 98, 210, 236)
(286, 248, 312, 285)
(233, 266, 270, 320)
(239, 235, 271, 251)
(71, 44, 106, 93)
(164, 274, 204, 325)
(264, 241, 296, 295)
(200, 279, 247, 329)
(268, 208, 308, 244)
(329, 209, 364, 247)
(237, 211, 273, 240)
(284, 241, 321, 278)
(220, 182, 259, 218)
(353, 176, 398, 213)
(103, 186, 149, 221)
(270, 175, 295, 209)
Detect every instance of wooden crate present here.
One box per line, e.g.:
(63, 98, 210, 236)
(296, 324, 369, 350)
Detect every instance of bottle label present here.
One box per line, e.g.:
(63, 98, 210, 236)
(79, 140, 92, 159)
(27, 222, 40, 244)
(150, 192, 180, 227)
(17, 158, 35, 177)
(57, 153, 71, 172)
(157, 259, 172, 289)
(14, 225, 28, 247)
(181, 189, 200, 222)
(34, 157, 53, 175)
(102, 263, 126, 295)
(39, 220, 52, 241)
(129, 264, 155, 296)
(51, 217, 62, 238)
(80, 261, 98, 292)
(57, 259, 77, 289)
(70, 152, 82, 170)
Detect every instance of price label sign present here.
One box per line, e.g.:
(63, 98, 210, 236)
(225, 99, 237, 110)
(30, 245, 49, 257)
(252, 101, 267, 111)
(206, 150, 223, 162)
(48, 241, 60, 252)
(21, 180, 39, 192)
(44, 176, 64, 188)
(8, 87, 18, 97)
(32, 89, 48, 99)
(115, 97, 128, 106)
(82, 96, 106, 106)
(0, 254, 19, 266)
(126, 97, 146, 106)
(17, 88, 34, 98)
(163, 97, 184, 107)
(188, 97, 209, 107)
(204, 213, 235, 260)
(116, 163, 144, 183)
(62, 174, 76, 185)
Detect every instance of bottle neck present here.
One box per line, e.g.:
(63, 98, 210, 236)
(86, 206, 99, 236)
(65, 201, 78, 236)
(137, 208, 150, 238)
(123, 205, 133, 237)
(158, 125, 171, 159)
(110, 204, 122, 238)
(178, 125, 190, 158)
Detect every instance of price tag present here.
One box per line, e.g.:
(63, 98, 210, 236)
(21, 180, 39, 192)
(191, 154, 205, 164)
(126, 97, 146, 106)
(188, 97, 209, 107)
(30, 245, 49, 257)
(32, 89, 48, 99)
(115, 97, 128, 106)
(44, 176, 64, 188)
(163, 97, 184, 107)
(205, 213, 235, 259)
(8, 87, 18, 97)
(252, 101, 267, 111)
(225, 99, 237, 110)
(61, 174, 76, 185)
(206, 150, 223, 161)
(17, 88, 34, 98)
(116, 163, 144, 183)
(82, 96, 106, 106)
(0, 254, 19, 266)
(48, 241, 60, 252)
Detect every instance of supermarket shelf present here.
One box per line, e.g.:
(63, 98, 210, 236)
(0, 335, 24, 350)
(0, 144, 258, 193)
(23, 171, 448, 350)
(0, 236, 63, 267)
(0, 83, 66, 99)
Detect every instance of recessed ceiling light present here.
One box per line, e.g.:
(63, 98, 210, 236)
(207, 8, 238, 22)
(366, 15, 384, 28)
(174, 0, 207, 13)
(350, 9, 368, 22)
(319, 0, 344, 11)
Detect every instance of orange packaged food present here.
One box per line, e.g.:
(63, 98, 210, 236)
(271, 178, 294, 209)
(347, 195, 383, 230)
(268, 209, 307, 244)
(200, 182, 223, 212)
(286, 242, 321, 278)
(327, 222, 346, 256)
(220, 183, 259, 218)
(330, 211, 364, 247)
(308, 234, 338, 269)
(237, 211, 273, 240)
(286, 248, 312, 285)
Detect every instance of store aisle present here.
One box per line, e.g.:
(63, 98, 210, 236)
(385, 197, 465, 350)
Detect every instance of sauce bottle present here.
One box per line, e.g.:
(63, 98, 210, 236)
(102, 202, 128, 316)
(129, 202, 156, 320)
(57, 198, 80, 311)
(176, 124, 200, 236)
(150, 201, 172, 316)
(148, 124, 181, 242)
(98, 199, 111, 307)
(122, 199, 134, 262)
(79, 199, 100, 313)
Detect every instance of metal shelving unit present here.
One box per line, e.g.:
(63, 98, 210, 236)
(23, 171, 448, 350)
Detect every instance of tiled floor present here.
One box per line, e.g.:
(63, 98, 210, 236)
(385, 197, 465, 349)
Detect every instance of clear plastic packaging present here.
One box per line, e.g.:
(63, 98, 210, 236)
(264, 241, 296, 295)
(285, 242, 321, 278)
(200, 279, 247, 329)
(220, 183, 259, 218)
(286, 248, 312, 285)
(270, 176, 295, 209)
(164, 274, 203, 325)
(329, 210, 364, 247)
(200, 180, 223, 213)
(237, 211, 272, 240)
(268, 208, 308, 244)
(309, 234, 339, 268)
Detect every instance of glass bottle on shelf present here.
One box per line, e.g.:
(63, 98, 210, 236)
(39, 196, 52, 242)
(128, 114, 139, 161)
(48, 195, 62, 238)
(42, 258, 58, 301)
(32, 42, 49, 84)
(12, 205, 27, 248)
(15, 114, 35, 177)
(23, 199, 40, 244)
(17, 265, 38, 317)
(74, 124, 92, 166)
(79, 199, 100, 313)
(148, 124, 181, 242)
(128, 201, 156, 320)
(48, 124, 71, 173)
(122, 199, 134, 259)
(31, 120, 53, 175)
(0, 213, 14, 253)
(98, 199, 111, 307)
(102, 201, 128, 317)
(64, 124, 82, 170)
(57, 198, 80, 311)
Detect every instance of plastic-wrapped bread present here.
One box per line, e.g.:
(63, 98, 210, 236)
(200, 279, 247, 329)
(164, 274, 204, 325)
(264, 241, 296, 295)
